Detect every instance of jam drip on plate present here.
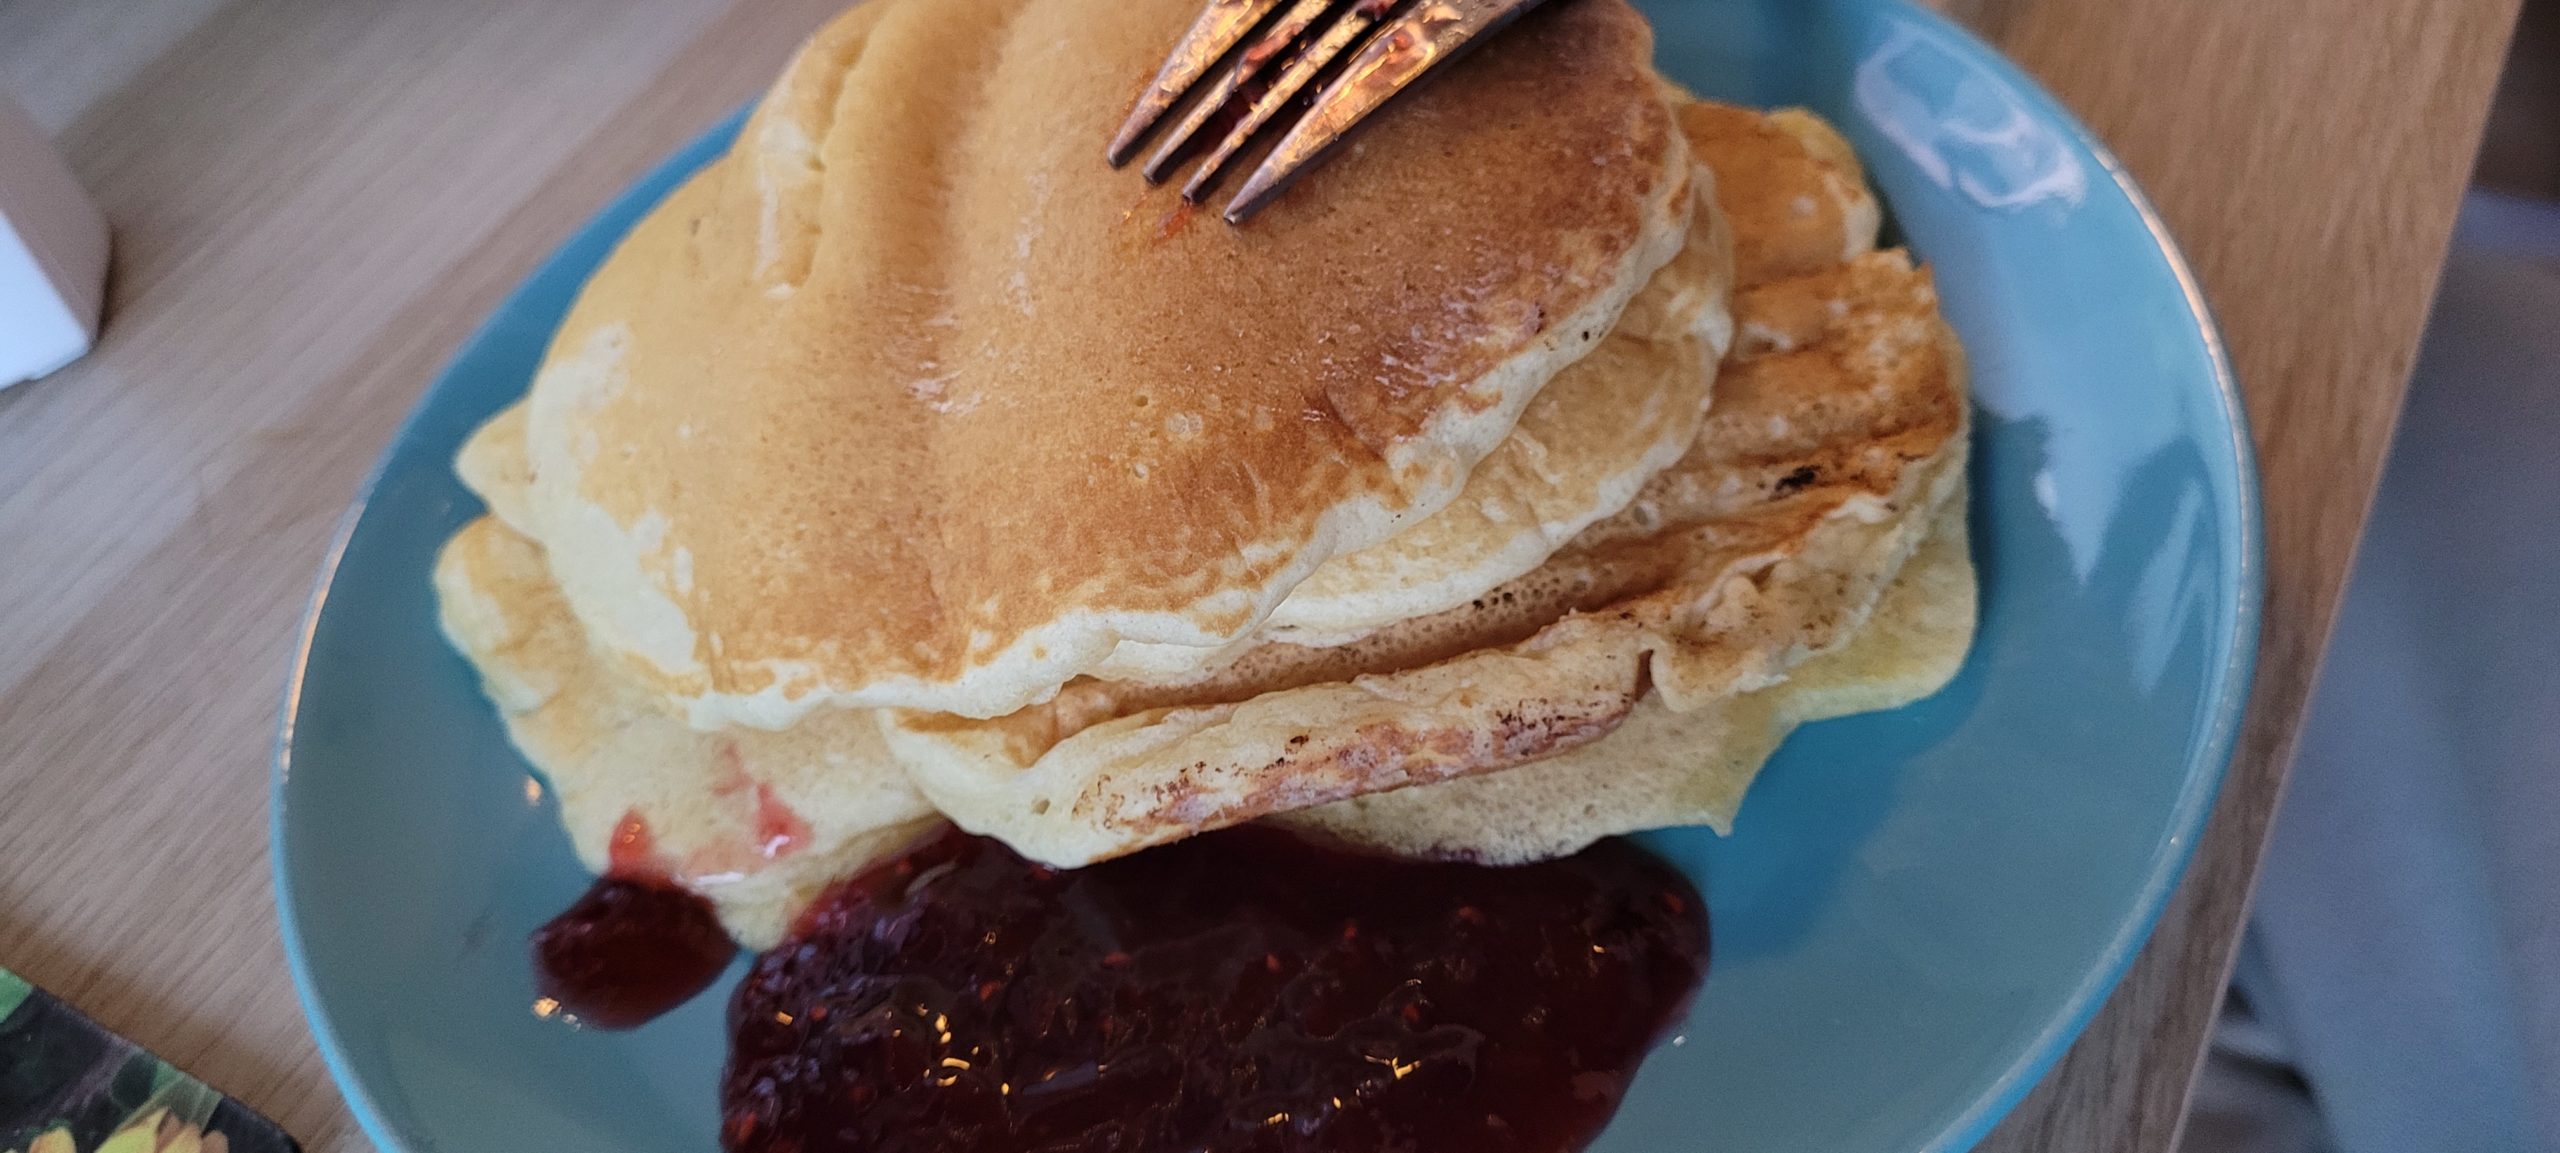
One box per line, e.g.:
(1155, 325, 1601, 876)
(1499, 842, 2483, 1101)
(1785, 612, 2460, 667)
(722, 827, 1707, 1153)
(531, 818, 737, 1029)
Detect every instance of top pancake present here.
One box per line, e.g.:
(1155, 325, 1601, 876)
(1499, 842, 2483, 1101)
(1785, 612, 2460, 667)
(1089, 174, 1737, 678)
(513, 0, 1695, 727)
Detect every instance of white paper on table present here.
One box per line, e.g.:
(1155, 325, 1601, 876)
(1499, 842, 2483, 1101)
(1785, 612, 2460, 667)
(0, 89, 109, 389)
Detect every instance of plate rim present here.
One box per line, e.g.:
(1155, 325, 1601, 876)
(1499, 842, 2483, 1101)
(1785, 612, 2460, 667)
(269, 5, 2265, 1149)
(1863, 14, 2264, 1152)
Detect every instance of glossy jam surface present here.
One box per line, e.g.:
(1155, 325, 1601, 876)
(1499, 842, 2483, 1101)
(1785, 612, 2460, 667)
(531, 875, 735, 1030)
(722, 828, 1707, 1153)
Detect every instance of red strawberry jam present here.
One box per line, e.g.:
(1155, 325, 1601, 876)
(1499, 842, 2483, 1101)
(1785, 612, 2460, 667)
(531, 876, 736, 1030)
(531, 811, 737, 1029)
(720, 827, 1707, 1153)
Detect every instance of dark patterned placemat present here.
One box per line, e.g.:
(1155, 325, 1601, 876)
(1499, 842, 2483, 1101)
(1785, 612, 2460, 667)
(1, 968, 298, 1153)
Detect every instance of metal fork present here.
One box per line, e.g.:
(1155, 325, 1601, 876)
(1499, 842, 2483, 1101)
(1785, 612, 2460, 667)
(1108, 0, 1553, 224)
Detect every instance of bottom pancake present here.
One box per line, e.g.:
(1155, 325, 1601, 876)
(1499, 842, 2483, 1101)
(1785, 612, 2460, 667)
(434, 517, 941, 948)
(437, 476, 1965, 943)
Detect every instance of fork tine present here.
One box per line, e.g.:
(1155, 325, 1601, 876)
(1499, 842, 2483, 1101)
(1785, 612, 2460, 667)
(1224, 0, 1553, 223)
(1178, 0, 1398, 204)
(1108, 0, 1289, 167)
(1139, 0, 1343, 184)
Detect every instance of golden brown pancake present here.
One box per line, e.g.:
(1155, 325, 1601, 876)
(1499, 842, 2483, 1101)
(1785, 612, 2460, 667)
(1090, 158, 1738, 677)
(441, 100, 1737, 942)
(1675, 102, 1883, 287)
(884, 101, 1970, 867)
(509, 0, 1698, 728)
(435, 13, 1976, 932)
(458, 161, 1738, 692)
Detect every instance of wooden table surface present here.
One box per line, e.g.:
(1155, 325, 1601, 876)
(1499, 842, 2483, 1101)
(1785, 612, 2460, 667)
(0, 1, 2518, 1149)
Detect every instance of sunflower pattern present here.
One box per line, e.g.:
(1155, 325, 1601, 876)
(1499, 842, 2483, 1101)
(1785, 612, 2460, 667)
(11, 1106, 232, 1153)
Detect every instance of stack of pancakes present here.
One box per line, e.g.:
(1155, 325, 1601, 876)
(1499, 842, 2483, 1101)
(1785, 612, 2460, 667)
(433, 0, 1974, 946)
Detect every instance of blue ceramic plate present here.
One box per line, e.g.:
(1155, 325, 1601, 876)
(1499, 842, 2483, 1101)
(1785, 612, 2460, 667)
(276, 2, 2259, 1150)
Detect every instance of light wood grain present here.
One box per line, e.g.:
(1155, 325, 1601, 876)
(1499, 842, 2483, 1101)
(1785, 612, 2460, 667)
(0, 1, 2517, 1150)
(0, 3, 842, 1149)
